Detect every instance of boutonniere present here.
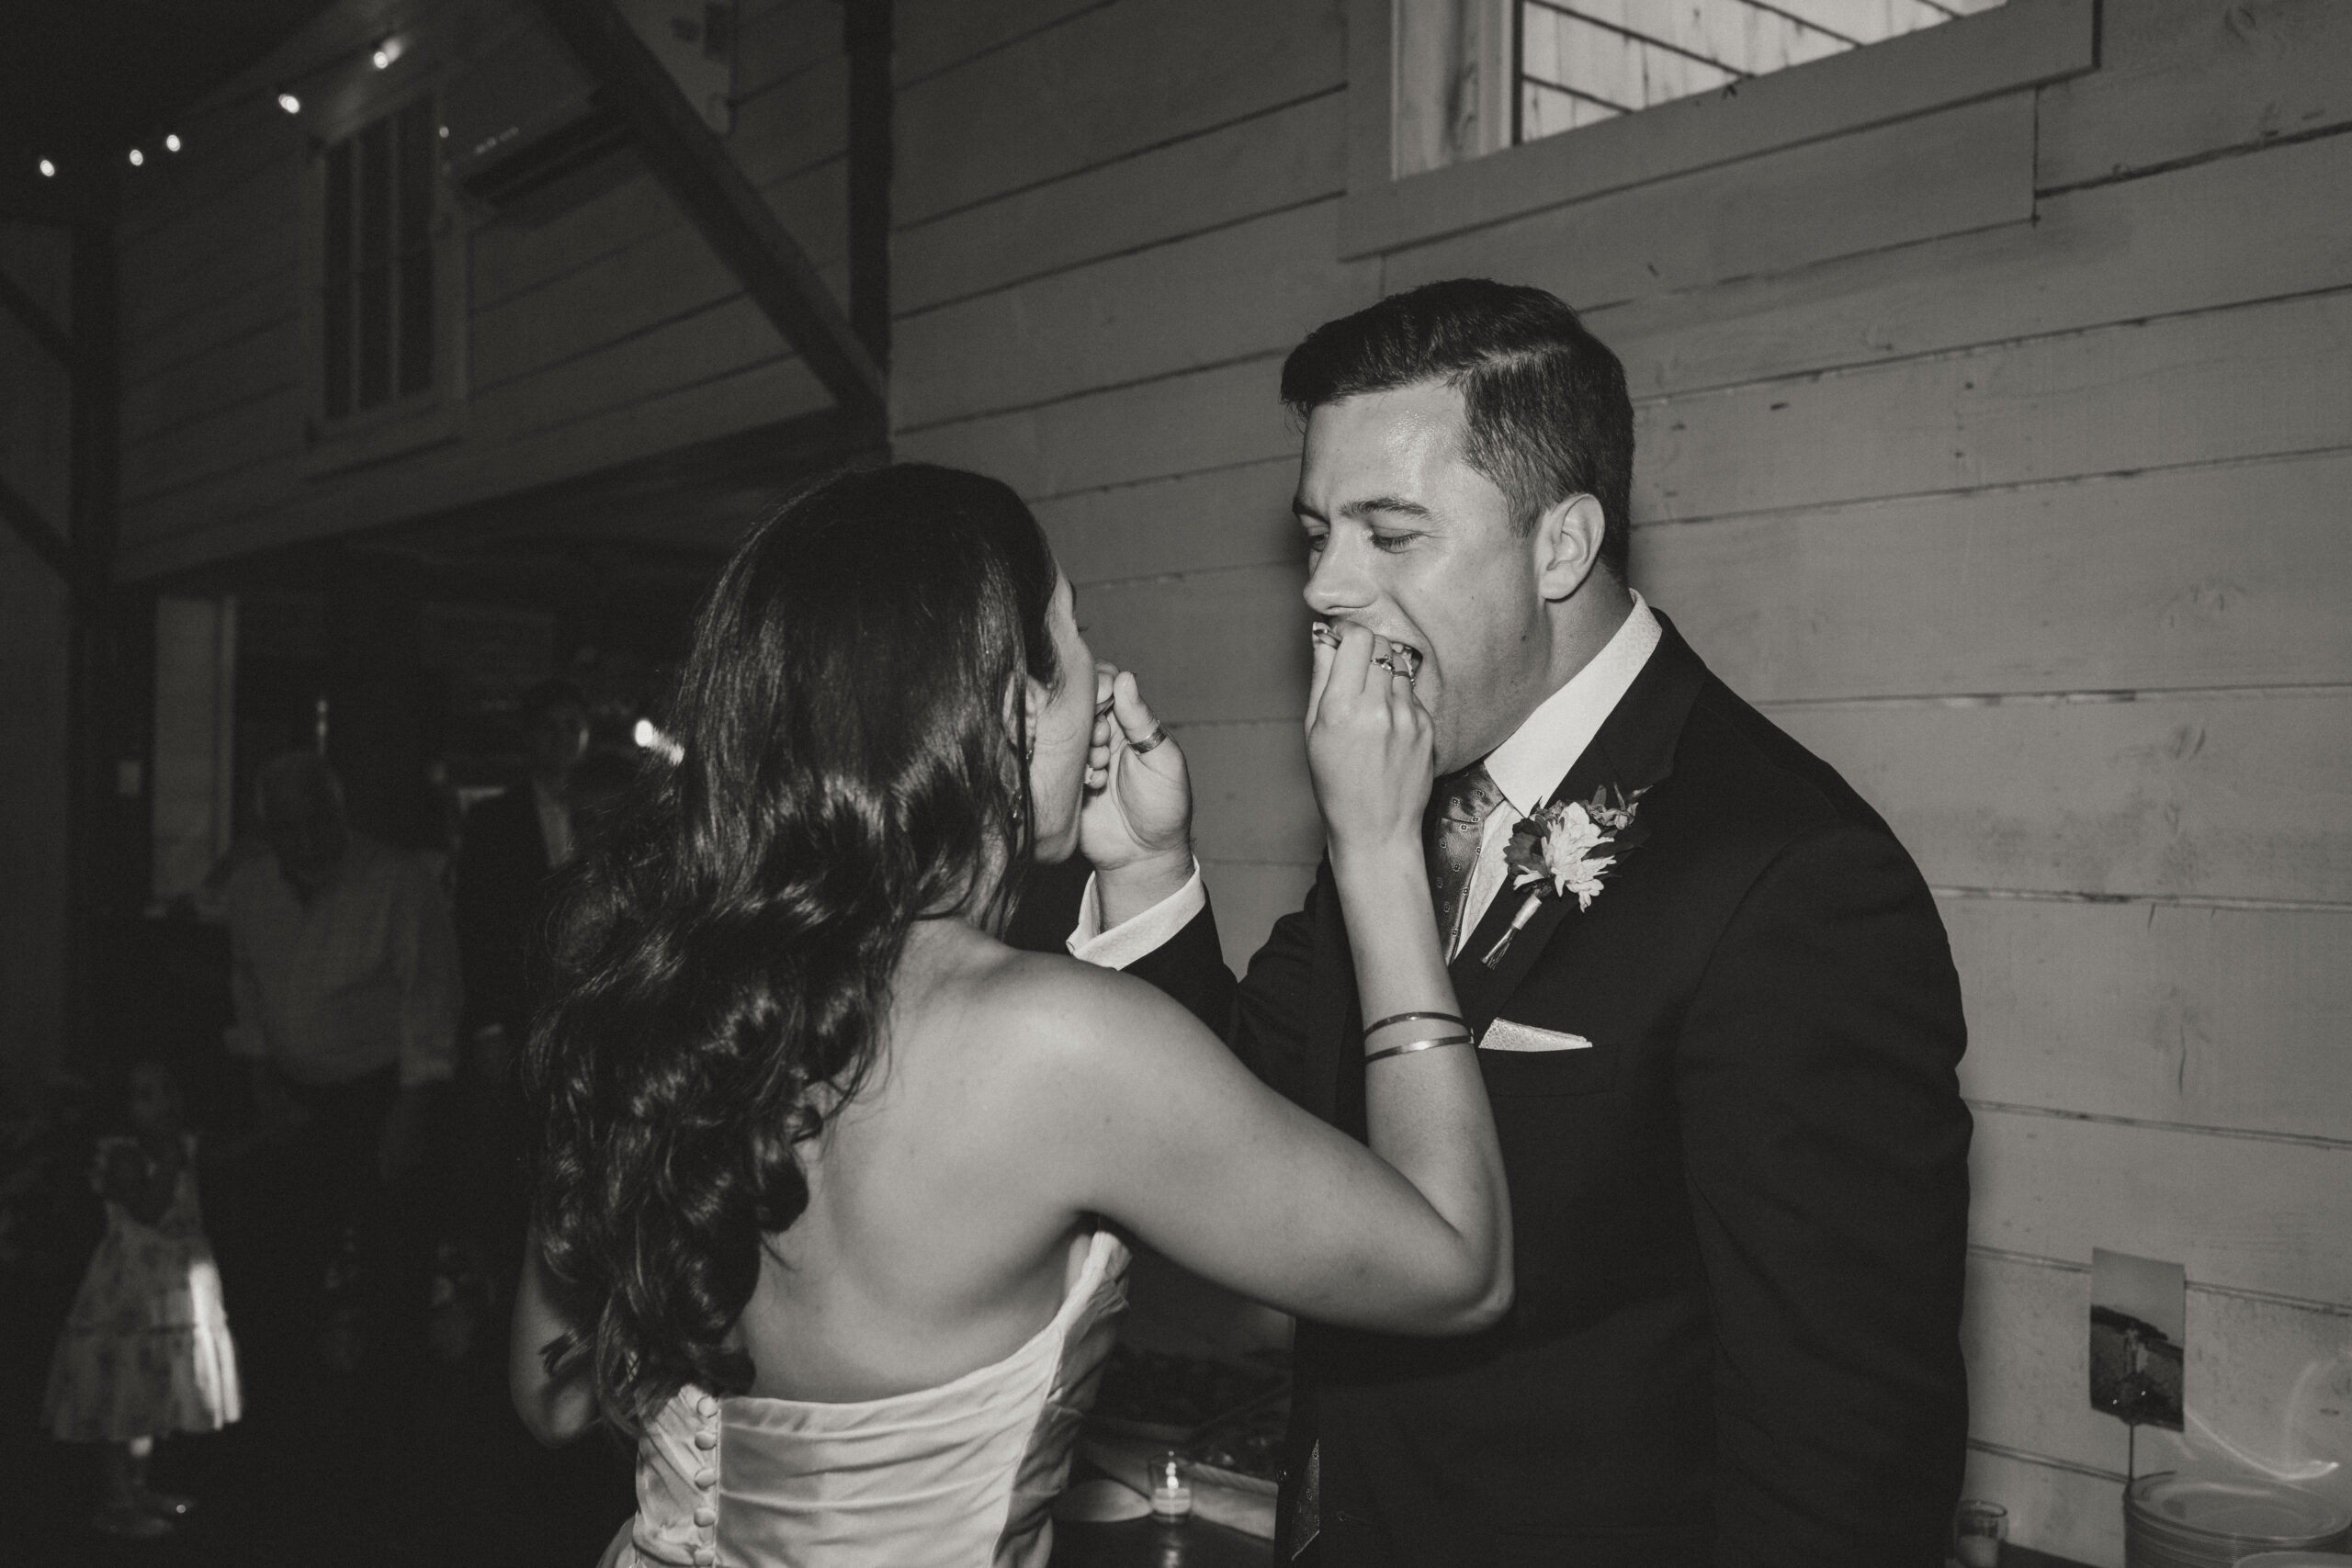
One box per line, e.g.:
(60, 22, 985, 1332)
(1479, 784, 1652, 969)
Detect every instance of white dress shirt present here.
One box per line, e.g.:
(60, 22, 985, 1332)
(1071, 593, 1663, 965)
(224, 834, 462, 1088)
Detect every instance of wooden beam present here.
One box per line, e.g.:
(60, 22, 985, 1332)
(0, 262, 73, 366)
(0, 471, 73, 580)
(534, 0, 887, 426)
(843, 0, 893, 367)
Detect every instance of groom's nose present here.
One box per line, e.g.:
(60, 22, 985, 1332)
(1304, 536, 1373, 617)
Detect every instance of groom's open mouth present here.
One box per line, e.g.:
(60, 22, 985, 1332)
(1311, 621, 1423, 682)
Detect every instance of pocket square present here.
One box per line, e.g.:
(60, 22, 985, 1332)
(1478, 1019, 1594, 1054)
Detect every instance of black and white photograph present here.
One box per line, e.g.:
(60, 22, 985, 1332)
(2089, 1247, 2187, 1435)
(3, 1, 2349, 1565)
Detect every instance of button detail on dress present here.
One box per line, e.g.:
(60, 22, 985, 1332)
(692, 1550, 717, 1566)
(696, 1396, 719, 1417)
(694, 1467, 717, 1489)
(693, 1506, 716, 1527)
(694, 1429, 718, 1450)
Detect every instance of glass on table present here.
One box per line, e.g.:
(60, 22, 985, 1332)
(1953, 1498, 2007, 1567)
(1148, 1451, 1193, 1521)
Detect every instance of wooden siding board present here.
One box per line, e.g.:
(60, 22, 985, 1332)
(472, 167, 842, 397)
(1384, 93, 2034, 314)
(123, 175, 300, 343)
(1972, 1107, 2352, 1303)
(118, 351, 831, 576)
(1590, 127, 2352, 400)
(893, 0, 1106, 85)
(1960, 1443, 2121, 1567)
(1636, 451, 2352, 703)
(1199, 858, 1317, 977)
(893, 91, 1347, 316)
(1965, 1250, 2352, 1504)
(123, 268, 299, 391)
(2036, 0, 2352, 192)
(893, 352, 1296, 501)
(123, 316, 302, 449)
(1181, 722, 1319, 866)
(1036, 457, 1301, 587)
(733, 0, 839, 102)
(1946, 896, 2352, 1144)
(729, 54, 851, 189)
(1636, 288, 2352, 523)
(894, 200, 1378, 428)
(892, 0, 1345, 225)
(1079, 561, 1309, 728)
(469, 293, 818, 445)
(122, 388, 301, 504)
(1778, 691, 2352, 903)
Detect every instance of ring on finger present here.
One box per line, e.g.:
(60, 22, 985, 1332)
(1130, 724, 1170, 755)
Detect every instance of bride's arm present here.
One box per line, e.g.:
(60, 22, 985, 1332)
(1014, 626, 1510, 1334)
(510, 1228, 598, 1445)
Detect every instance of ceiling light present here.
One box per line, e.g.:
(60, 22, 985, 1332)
(128, 148, 144, 166)
(164, 133, 182, 152)
(38, 158, 56, 177)
(277, 92, 301, 115)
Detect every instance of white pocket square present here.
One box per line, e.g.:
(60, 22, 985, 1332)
(1478, 1019, 1594, 1054)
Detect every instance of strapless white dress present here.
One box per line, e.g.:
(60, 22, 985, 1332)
(600, 1226, 1130, 1568)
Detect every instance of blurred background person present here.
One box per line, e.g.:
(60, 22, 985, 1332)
(455, 680, 589, 1090)
(222, 752, 458, 1385)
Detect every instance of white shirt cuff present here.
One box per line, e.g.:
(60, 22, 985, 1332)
(1068, 862, 1207, 970)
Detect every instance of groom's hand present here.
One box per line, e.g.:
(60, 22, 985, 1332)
(1081, 661, 1194, 926)
(1306, 622, 1434, 866)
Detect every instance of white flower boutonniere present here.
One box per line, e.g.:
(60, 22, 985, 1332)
(1479, 784, 1651, 969)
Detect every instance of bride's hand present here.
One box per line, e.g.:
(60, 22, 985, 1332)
(1306, 622, 1434, 864)
(1080, 662, 1192, 884)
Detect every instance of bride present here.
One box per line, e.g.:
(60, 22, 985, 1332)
(510, 463, 1510, 1567)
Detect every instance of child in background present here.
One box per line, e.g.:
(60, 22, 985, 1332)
(43, 1058, 242, 1538)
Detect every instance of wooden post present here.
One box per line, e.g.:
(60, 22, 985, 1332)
(843, 0, 894, 369)
(63, 177, 131, 1062)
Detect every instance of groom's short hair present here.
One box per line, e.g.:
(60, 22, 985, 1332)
(1280, 278, 1634, 581)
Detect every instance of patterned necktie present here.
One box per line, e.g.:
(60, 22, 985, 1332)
(1426, 763, 1507, 955)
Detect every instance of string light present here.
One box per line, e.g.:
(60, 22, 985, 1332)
(277, 92, 301, 115)
(164, 133, 182, 152)
(128, 148, 144, 166)
(38, 158, 55, 177)
(371, 35, 401, 69)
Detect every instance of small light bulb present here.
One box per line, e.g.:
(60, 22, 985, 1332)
(372, 48, 390, 68)
(128, 148, 144, 166)
(277, 92, 301, 115)
(164, 133, 181, 152)
(38, 158, 56, 177)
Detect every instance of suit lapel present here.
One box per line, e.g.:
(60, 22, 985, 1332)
(1305, 863, 1357, 1130)
(1449, 615, 1707, 1034)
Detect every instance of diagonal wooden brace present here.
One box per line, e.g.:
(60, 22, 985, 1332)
(534, 0, 888, 429)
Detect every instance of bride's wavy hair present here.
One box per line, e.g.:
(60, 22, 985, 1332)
(522, 462, 1063, 1430)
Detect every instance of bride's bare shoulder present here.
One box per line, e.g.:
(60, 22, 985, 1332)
(948, 943, 1209, 1076)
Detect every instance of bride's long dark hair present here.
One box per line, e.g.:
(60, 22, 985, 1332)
(522, 463, 1064, 1429)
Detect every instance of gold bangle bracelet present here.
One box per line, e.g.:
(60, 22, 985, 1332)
(1363, 1032, 1474, 1065)
(1363, 1010, 1466, 1037)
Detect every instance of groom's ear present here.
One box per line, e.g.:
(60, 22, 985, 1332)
(1533, 492, 1608, 603)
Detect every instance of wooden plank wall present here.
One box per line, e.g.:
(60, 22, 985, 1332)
(886, 1, 2352, 1559)
(111, 0, 854, 578)
(0, 220, 75, 1095)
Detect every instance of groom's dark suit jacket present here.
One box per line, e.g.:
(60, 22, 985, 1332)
(1127, 615, 1973, 1567)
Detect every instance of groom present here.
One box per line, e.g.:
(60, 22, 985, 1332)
(1075, 279, 1973, 1565)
